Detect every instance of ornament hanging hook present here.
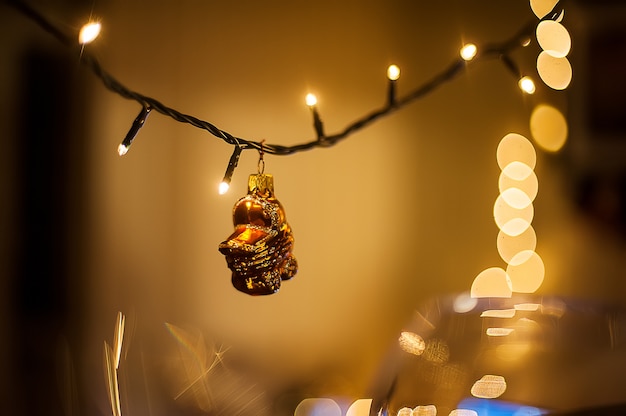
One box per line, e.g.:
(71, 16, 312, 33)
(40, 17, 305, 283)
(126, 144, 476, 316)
(258, 140, 265, 174)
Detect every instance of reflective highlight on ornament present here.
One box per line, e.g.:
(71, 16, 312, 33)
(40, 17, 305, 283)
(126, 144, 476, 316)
(218, 174, 297, 295)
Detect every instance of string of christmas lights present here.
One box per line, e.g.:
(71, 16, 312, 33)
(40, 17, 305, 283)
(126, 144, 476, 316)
(10, 0, 564, 194)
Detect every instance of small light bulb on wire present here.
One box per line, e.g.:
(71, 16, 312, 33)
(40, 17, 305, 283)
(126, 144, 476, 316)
(305, 93, 317, 107)
(305, 93, 324, 139)
(218, 145, 243, 194)
(218, 181, 230, 195)
(117, 106, 151, 156)
(518, 76, 536, 94)
(387, 64, 400, 81)
(78, 21, 101, 44)
(387, 64, 400, 106)
(460, 43, 477, 61)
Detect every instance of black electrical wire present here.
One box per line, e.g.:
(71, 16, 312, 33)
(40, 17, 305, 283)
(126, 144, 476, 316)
(9, 0, 563, 158)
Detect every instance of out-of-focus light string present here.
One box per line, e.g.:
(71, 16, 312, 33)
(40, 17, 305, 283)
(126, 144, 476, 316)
(10, 0, 564, 175)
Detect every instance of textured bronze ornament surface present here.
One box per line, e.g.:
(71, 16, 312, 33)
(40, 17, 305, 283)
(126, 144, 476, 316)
(218, 174, 297, 295)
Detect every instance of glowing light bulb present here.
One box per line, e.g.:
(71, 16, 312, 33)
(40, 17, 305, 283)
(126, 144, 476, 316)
(218, 181, 230, 195)
(387, 64, 400, 81)
(79, 21, 101, 44)
(518, 76, 536, 94)
(460, 43, 477, 61)
(117, 144, 129, 156)
(305, 93, 317, 107)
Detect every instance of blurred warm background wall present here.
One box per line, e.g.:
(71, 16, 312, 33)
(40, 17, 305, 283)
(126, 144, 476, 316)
(2, 1, 626, 415)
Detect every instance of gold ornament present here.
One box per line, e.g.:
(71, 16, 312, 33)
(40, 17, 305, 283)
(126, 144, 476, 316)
(218, 173, 297, 295)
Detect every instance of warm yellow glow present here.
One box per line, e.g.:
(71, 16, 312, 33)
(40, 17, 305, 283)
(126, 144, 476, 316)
(471, 375, 507, 399)
(499, 169, 538, 203)
(536, 20, 571, 58)
(541, 298, 566, 318)
(460, 43, 477, 61)
(117, 143, 129, 156)
(496, 343, 532, 361)
(346, 399, 373, 416)
(449, 410, 478, 416)
(423, 339, 450, 363)
(470, 267, 512, 298)
(397, 408, 412, 416)
(497, 225, 537, 264)
(501, 161, 533, 181)
(305, 93, 317, 107)
(398, 331, 426, 356)
(480, 309, 516, 318)
(537, 52, 572, 90)
(518, 76, 536, 94)
(113, 312, 125, 370)
(500, 187, 532, 210)
(412, 405, 437, 416)
(530, 104, 568, 152)
(514, 317, 542, 334)
(486, 327, 515, 337)
(506, 250, 545, 293)
(387, 64, 400, 81)
(295, 398, 342, 416)
(496, 133, 536, 171)
(515, 303, 540, 311)
(218, 181, 230, 195)
(494, 194, 534, 237)
(530, 0, 559, 19)
(79, 21, 102, 44)
(453, 292, 478, 313)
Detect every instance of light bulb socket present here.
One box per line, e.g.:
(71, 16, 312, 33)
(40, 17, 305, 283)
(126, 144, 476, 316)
(119, 106, 151, 155)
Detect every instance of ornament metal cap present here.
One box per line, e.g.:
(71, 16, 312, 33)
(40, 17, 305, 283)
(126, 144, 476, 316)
(248, 173, 274, 197)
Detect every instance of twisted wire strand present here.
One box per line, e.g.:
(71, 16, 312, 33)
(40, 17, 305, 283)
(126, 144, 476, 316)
(10, 0, 558, 156)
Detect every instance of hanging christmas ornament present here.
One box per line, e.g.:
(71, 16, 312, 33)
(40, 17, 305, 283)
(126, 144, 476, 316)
(218, 153, 297, 295)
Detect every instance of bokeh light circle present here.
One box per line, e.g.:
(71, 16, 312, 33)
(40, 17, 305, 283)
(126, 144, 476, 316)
(453, 291, 478, 313)
(494, 194, 534, 236)
(499, 168, 538, 203)
(501, 161, 533, 181)
(497, 133, 536, 171)
(530, 0, 559, 19)
(506, 250, 545, 293)
(530, 104, 568, 152)
(537, 51, 572, 90)
(536, 20, 571, 58)
(295, 399, 342, 416)
(497, 225, 537, 264)
(500, 187, 532, 209)
(471, 267, 512, 298)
